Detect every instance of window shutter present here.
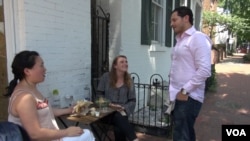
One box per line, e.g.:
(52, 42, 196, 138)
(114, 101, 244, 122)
(141, 0, 152, 45)
(175, 0, 180, 8)
(165, 0, 173, 47)
(187, 0, 191, 7)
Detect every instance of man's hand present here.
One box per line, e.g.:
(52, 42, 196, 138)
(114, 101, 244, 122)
(176, 92, 189, 101)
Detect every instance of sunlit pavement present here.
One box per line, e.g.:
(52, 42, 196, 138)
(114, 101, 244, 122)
(195, 53, 250, 141)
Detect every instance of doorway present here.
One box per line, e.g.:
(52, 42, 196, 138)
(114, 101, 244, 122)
(0, 0, 8, 121)
(91, 0, 110, 99)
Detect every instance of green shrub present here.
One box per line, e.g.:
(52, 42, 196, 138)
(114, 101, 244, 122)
(205, 64, 217, 92)
(243, 53, 250, 62)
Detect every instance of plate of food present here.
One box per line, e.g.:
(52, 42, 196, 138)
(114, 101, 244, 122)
(71, 100, 93, 116)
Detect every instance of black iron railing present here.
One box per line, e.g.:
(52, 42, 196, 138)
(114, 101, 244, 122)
(129, 73, 172, 137)
(91, 73, 172, 136)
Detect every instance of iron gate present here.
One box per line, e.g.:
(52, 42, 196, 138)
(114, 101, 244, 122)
(91, 2, 110, 99)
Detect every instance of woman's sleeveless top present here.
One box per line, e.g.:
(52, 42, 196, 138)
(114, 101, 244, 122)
(8, 89, 60, 141)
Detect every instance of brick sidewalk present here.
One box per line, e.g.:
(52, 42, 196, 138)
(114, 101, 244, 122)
(195, 54, 250, 141)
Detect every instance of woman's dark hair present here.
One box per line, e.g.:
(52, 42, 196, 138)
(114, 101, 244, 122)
(5, 50, 39, 96)
(172, 6, 193, 25)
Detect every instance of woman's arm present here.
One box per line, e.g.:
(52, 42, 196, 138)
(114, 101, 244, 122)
(53, 106, 73, 117)
(124, 84, 136, 115)
(15, 94, 83, 140)
(110, 86, 136, 116)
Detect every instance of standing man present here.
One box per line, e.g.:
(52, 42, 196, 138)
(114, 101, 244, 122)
(169, 6, 212, 141)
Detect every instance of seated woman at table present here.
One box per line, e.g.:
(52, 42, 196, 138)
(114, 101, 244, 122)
(6, 50, 95, 141)
(97, 55, 138, 141)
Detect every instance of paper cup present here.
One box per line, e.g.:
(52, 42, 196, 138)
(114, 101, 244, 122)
(95, 111, 100, 117)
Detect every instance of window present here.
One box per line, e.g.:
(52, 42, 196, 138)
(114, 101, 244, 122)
(151, 0, 163, 42)
(180, 0, 186, 6)
(141, 0, 173, 47)
(175, 0, 190, 8)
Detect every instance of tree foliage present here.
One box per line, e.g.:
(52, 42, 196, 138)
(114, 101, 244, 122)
(219, 0, 250, 18)
(202, 11, 221, 38)
(218, 0, 250, 43)
(202, 10, 248, 40)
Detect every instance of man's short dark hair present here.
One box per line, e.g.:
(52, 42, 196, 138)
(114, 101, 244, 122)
(172, 6, 193, 25)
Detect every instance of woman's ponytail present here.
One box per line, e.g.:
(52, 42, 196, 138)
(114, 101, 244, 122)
(5, 77, 18, 97)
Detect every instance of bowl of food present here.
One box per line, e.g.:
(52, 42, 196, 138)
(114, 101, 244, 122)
(95, 96, 110, 112)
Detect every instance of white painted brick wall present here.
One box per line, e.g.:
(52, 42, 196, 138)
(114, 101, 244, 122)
(120, 0, 171, 83)
(21, 0, 91, 107)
